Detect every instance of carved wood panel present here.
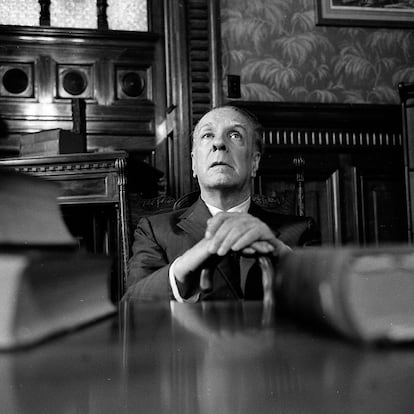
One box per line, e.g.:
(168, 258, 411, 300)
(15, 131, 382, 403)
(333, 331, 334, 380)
(257, 150, 343, 245)
(250, 104, 407, 247)
(399, 82, 414, 243)
(0, 26, 162, 159)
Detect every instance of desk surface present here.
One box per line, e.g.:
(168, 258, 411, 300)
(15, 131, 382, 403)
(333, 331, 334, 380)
(1, 300, 414, 414)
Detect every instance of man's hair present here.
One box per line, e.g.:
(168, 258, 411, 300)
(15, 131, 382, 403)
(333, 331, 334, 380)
(192, 105, 264, 154)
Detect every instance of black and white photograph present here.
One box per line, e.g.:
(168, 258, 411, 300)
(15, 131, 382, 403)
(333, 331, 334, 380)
(0, 0, 414, 412)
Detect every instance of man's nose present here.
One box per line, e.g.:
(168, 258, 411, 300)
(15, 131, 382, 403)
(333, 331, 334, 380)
(212, 133, 227, 151)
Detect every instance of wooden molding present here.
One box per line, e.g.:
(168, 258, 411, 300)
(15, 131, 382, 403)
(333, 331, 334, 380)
(229, 101, 402, 148)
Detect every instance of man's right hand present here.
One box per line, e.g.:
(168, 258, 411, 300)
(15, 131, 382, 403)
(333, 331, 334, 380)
(173, 238, 214, 296)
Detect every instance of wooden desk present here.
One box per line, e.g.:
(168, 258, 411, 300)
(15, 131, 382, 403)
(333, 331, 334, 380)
(0, 151, 128, 301)
(1, 301, 413, 413)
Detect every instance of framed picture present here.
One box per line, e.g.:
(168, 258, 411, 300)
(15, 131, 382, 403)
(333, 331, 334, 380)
(315, 0, 414, 28)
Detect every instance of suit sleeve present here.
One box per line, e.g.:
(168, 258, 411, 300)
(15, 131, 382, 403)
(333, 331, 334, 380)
(123, 216, 173, 301)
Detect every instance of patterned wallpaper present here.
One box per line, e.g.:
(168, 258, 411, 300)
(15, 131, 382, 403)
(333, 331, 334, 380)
(220, 0, 414, 103)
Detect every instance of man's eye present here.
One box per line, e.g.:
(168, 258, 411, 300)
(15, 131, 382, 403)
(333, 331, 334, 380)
(229, 131, 242, 140)
(201, 133, 214, 139)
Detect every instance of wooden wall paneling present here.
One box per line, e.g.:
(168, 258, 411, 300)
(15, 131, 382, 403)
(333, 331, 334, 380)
(346, 152, 406, 246)
(408, 172, 414, 242)
(405, 97, 414, 168)
(399, 82, 414, 242)
(339, 164, 360, 246)
(358, 168, 407, 246)
(0, 20, 172, 221)
(163, 0, 192, 197)
(0, 61, 34, 98)
(207, 0, 223, 108)
(147, 0, 168, 188)
(0, 28, 160, 156)
(257, 149, 343, 245)
(232, 101, 407, 246)
(187, 0, 214, 124)
(323, 169, 342, 246)
(162, 0, 222, 197)
(38, 54, 54, 103)
(402, 104, 413, 240)
(256, 168, 342, 246)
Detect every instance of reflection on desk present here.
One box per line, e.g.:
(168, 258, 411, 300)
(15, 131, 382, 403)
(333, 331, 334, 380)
(1, 300, 414, 413)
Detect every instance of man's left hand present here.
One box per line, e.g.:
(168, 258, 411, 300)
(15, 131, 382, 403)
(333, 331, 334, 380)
(205, 212, 290, 258)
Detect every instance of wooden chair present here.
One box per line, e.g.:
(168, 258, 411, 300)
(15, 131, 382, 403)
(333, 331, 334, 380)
(173, 190, 299, 214)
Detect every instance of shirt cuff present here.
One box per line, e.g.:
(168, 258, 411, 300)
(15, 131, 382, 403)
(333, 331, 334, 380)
(169, 257, 200, 303)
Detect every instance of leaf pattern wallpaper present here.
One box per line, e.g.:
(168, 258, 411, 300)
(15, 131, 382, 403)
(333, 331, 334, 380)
(220, 0, 414, 103)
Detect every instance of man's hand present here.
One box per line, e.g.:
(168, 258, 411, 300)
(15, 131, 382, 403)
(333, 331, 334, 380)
(173, 238, 212, 290)
(205, 212, 290, 257)
(173, 212, 290, 298)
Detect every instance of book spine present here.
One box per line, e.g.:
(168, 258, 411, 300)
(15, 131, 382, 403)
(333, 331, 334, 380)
(20, 130, 59, 145)
(277, 248, 363, 341)
(20, 140, 60, 156)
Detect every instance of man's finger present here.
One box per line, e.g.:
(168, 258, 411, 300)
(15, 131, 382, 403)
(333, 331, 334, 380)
(208, 225, 241, 255)
(241, 241, 274, 256)
(241, 240, 291, 258)
(231, 224, 273, 251)
(205, 212, 238, 239)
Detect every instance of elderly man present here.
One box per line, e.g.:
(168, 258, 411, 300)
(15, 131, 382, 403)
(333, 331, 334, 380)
(124, 106, 319, 302)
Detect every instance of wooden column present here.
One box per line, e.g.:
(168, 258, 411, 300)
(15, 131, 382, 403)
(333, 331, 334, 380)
(39, 0, 50, 26)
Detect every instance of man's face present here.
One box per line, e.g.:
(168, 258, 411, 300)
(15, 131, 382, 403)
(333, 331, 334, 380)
(191, 107, 261, 192)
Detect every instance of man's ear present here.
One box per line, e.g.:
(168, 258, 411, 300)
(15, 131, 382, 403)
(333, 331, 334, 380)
(251, 152, 261, 178)
(191, 151, 197, 178)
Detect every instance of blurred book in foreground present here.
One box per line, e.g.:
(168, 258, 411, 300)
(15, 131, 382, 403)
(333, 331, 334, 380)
(0, 168, 76, 246)
(0, 251, 114, 350)
(277, 246, 414, 344)
(0, 168, 115, 350)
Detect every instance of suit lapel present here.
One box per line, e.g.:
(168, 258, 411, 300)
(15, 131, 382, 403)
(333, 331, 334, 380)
(176, 197, 210, 243)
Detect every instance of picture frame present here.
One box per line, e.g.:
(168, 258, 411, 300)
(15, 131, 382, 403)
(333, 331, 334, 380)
(315, 0, 414, 28)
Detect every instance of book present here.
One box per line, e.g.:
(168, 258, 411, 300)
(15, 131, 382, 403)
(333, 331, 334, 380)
(277, 246, 414, 344)
(0, 250, 115, 350)
(0, 168, 76, 246)
(0, 169, 116, 350)
(19, 128, 86, 156)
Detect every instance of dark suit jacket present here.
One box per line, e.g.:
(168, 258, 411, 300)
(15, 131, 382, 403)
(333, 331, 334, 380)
(124, 198, 319, 301)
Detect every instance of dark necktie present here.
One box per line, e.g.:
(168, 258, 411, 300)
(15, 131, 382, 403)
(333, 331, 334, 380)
(228, 252, 242, 297)
(244, 260, 264, 300)
(199, 253, 242, 299)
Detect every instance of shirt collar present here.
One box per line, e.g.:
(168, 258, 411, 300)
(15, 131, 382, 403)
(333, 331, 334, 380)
(203, 196, 251, 216)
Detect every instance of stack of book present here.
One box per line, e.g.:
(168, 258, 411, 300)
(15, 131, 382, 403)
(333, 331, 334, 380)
(0, 168, 115, 350)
